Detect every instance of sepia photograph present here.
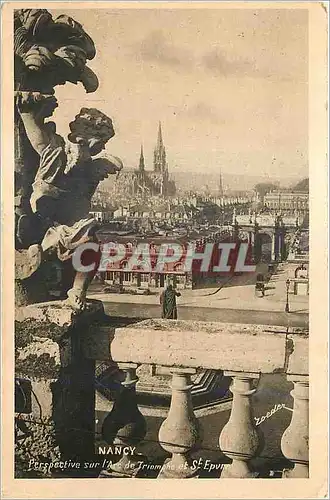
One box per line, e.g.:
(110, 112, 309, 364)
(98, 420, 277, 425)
(1, 2, 328, 499)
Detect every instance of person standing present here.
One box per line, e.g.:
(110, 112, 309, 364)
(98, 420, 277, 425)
(160, 283, 181, 319)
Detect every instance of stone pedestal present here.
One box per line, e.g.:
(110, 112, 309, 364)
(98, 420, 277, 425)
(15, 300, 104, 478)
(293, 279, 309, 296)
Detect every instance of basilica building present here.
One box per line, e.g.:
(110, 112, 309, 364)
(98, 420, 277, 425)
(110, 123, 176, 201)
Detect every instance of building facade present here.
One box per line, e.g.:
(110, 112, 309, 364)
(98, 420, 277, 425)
(97, 230, 249, 291)
(264, 191, 309, 212)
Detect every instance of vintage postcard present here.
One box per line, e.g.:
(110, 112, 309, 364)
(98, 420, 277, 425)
(1, 1, 328, 499)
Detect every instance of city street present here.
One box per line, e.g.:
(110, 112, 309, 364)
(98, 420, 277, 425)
(88, 261, 308, 327)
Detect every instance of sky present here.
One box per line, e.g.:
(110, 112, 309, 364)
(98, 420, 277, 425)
(50, 7, 308, 181)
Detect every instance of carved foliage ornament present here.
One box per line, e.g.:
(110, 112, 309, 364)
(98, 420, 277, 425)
(14, 9, 98, 93)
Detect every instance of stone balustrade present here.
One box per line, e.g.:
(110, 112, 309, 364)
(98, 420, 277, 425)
(82, 318, 308, 479)
(15, 305, 308, 479)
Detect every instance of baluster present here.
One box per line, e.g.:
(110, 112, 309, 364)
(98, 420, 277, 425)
(158, 368, 201, 478)
(101, 363, 147, 476)
(281, 376, 309, 478)
(219, 372, 262, 478)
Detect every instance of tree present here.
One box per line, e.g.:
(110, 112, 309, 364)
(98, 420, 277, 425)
(254, 182, 278, 200)
(292, 178, 309, 193)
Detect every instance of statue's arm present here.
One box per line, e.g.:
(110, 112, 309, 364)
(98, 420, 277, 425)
(16, 93, 58, 156)
(18, 112, 50, 156)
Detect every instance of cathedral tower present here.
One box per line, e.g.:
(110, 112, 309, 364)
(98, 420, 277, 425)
(138, 144, 145, 173)
(153, 122, 167, 175)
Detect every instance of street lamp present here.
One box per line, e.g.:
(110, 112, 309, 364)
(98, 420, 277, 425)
(285, 278, 290, 313)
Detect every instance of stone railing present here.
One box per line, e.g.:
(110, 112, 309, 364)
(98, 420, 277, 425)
(15, 303, 308, 479)
(287, 252, 309, 264)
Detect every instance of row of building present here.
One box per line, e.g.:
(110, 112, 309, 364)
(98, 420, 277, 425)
(91, 189, 308, 224)
(90, 195, 253, 224)
(263, 190, 308, 212)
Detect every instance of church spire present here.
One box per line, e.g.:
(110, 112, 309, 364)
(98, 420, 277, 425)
(154, 121, 166, 173)
(139, 144, 145, 172)
(157, 121, 163, 148)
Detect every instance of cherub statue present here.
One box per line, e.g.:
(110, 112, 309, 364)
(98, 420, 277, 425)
(14, 7, 100, 245)
(15, 92, 123, 311)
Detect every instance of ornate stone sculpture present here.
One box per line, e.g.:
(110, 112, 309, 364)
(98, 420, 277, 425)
(14, 9, 123, 310)
(14, 9, 98, 93)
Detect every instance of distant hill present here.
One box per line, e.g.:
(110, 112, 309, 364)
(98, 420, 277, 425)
(170, 171, 304, 194)
(291, 178, 309, 193)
